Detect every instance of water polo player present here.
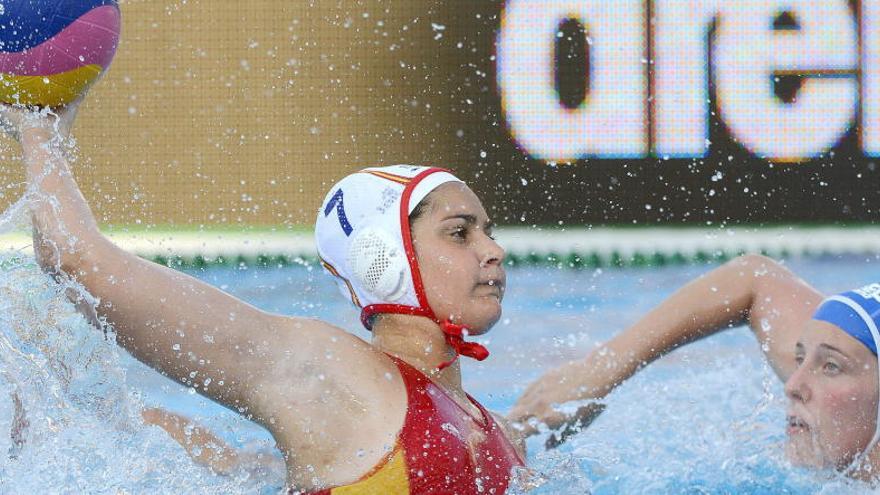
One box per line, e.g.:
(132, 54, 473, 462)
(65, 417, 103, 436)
(3, 101, 524, 493)
(512, 254, 880, 478)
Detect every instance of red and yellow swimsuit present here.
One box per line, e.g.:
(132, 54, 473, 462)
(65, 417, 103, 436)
(307, 356, 525, 495)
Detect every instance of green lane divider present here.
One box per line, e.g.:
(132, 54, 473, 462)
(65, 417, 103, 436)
(0, 226, 878, 270)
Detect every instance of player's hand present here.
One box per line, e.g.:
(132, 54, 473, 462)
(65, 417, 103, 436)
(0, 97, 83, 142)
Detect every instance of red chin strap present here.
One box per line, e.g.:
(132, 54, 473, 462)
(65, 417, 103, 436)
(360, 305, 490, 371)
(437, 320, 490, 370)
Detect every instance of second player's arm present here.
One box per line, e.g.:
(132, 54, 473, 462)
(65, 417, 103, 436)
(509, 254, 822, 436)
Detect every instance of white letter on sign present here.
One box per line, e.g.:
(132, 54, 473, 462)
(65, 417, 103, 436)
(863, 0, 880, 156)
(653, 0, 720, 157)
(497, 0, 647, 160)
(713, 0, 857, 161)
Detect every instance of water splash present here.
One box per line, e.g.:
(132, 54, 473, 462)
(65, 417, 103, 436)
(4, 201, 880, 492)
(0, 202, 283, 492)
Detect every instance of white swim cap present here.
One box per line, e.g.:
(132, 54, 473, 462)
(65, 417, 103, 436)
(315, 165, 489, 369)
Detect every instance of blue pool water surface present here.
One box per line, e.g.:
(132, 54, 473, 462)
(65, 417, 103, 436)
(4, 252, 880, 493)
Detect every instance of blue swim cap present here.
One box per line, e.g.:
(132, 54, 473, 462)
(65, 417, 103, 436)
(812, 283, 880, 356)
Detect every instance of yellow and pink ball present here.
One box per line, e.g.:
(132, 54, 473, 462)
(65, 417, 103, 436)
(0, 0, 120, 107)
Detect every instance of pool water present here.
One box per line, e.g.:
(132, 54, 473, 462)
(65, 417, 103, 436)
(3, 245, 880, 493)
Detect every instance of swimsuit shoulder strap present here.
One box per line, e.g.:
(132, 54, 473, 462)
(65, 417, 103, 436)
(384, 353, 429, 387)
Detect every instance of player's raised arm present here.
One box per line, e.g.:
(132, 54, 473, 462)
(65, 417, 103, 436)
(8, 103, 375, 427)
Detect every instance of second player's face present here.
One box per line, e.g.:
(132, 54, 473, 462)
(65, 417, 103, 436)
(784, 320, 879, 470)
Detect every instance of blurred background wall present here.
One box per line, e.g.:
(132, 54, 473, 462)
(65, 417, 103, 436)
(0, 0, 871, 227)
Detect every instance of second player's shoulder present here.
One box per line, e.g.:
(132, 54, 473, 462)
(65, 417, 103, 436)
(743, 255, 822, 316)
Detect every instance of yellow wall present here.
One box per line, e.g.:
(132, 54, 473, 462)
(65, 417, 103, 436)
(0, 0, 464, 227)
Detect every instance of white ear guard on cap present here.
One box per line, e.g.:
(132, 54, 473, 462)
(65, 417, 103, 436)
(346, 227, 407, 301)
(314, 165, 463, 325)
